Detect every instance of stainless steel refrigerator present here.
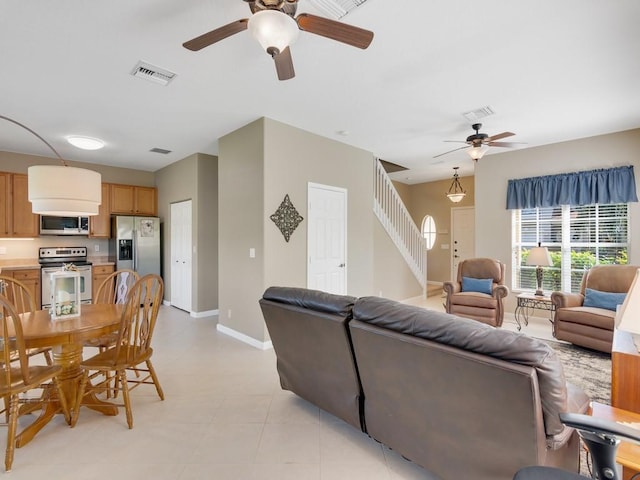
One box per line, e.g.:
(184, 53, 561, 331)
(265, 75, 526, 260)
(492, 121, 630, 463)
(109, 216, 160, 277)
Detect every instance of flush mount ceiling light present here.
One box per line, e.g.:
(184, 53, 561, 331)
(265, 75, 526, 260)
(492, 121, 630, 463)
(446, 167, 466, 203)
(0, 115, 102, 216)
(66, 136, 105, 150)
(248, 10, 300, 55)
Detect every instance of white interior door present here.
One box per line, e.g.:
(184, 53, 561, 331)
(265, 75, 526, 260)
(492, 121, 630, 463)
(170, 200, 192, 312)
(307, 183, 347, 295)
(451, 206, 475, 280)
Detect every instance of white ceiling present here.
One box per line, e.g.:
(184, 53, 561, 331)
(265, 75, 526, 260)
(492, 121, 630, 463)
(1, 0, 639, 184)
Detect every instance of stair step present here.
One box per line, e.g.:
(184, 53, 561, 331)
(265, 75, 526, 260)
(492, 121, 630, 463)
(426, 284, 443, 297)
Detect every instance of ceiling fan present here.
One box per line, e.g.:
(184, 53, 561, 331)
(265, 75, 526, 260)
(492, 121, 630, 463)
(434, 123, 524, 160)
(182, 0, 374, 81)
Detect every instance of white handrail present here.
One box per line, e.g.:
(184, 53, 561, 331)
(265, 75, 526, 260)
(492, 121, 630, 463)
(373, 159, 426, 289)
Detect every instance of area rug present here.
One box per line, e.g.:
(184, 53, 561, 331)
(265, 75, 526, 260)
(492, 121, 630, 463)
(545, 340, 612, 476)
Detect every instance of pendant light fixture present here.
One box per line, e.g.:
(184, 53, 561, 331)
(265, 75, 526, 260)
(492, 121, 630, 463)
(1, 115, 102, 216)
(446, 167, 466, 203)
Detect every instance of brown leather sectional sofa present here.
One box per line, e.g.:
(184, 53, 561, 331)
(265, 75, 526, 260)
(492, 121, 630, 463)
(259, 287, 590, 480)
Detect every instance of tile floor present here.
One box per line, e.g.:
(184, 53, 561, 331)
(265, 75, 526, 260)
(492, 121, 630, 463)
(1, 295, 557, 479)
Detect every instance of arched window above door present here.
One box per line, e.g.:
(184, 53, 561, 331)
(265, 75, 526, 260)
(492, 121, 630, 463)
(421, 215, 436, 250)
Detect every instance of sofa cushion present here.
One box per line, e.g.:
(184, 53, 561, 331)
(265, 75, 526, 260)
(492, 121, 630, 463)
(353, 296, 569, 435)
(461, 277, 493, 295)
(449, 291, 498, 308)
(262, 286, 356, 317)
(583, 288, 626, 311)
(556, 306, 616, 330)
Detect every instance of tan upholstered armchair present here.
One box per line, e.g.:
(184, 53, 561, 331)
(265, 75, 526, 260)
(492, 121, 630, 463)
(443, 258, 509, 327)
(551, 264, 638, 353)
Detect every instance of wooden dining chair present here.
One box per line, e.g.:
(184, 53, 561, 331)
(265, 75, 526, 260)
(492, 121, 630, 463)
(0, 294, 69, 472)
(0, 276, 52, 366)
(71, 274, 165, 429)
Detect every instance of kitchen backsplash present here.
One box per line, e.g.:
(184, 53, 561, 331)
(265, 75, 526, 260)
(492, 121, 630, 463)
(0, 237, 110, 260)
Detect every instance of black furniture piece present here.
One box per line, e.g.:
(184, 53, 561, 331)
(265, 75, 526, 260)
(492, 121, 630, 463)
(514, 413, 640, 480)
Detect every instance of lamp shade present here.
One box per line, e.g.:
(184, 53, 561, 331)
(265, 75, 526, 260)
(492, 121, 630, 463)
(616, 268, 640, 334)
(28, 165, 102, 216)
(248, 10, 300, 53)
(446, 192, 466, 203)
(526, 246, 552, 267)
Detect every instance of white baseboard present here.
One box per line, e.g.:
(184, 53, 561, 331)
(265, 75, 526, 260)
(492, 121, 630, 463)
(216, 323, 273, 350)
(191, 309, 219, 318)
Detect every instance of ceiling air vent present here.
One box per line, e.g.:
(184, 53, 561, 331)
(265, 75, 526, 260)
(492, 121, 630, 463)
(131, 61, 177, 86)
(149, 148, 172, 154)
(307, 0, 370, 19)
(462, 106, 495, 123)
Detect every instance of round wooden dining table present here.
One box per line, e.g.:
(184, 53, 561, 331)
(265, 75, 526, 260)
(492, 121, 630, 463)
(14, 303, 123, 447)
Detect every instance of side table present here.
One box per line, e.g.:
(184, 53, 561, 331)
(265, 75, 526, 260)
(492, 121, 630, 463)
(589, 402, 640, 480)
(514, 293, 555, 331)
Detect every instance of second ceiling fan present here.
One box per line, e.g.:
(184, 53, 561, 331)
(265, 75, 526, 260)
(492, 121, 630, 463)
(434, 123, 524, 160)
(183, 0, 374, 81)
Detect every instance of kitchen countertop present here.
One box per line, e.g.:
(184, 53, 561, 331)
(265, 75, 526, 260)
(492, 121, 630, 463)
(0, 259, 41, 271)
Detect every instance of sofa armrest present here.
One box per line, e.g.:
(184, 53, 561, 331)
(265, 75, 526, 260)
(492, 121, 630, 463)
(443, 281, 460, 295)
(546, 382, 591, 450)
(551, 291, 584, 309)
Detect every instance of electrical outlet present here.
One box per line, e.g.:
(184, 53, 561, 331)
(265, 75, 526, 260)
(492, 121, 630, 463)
(94, 244, 100, 252)
(0, 246, 6, 255)
(227, 309, 232, 319)
(249, 248, 255, 258)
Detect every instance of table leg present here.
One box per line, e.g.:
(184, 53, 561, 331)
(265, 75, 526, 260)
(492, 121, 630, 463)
(15, 343, 118, 448)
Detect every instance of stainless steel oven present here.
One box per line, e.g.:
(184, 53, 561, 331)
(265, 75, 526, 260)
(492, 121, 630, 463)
(39, 247, 92, 310)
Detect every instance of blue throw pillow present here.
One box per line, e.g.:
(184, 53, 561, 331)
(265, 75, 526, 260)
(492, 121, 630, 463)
(583, 288, 627, 311)
(461, 277, 493, 295)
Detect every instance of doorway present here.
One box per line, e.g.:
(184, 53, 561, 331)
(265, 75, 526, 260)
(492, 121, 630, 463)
(307, 183, 347, 294)
(451, 206, 475, 279)
(170, 200, 192, 312)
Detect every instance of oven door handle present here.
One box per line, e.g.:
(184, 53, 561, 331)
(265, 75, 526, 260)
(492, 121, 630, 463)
(132, 229, 137, 272)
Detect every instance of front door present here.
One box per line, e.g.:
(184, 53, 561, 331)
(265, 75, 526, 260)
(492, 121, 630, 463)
(307, 183, 347, 294)
(451, 206, 475, 280)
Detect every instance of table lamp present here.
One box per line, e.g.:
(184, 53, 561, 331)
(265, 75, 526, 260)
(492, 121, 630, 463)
(526, 243, 552, 296)
(616, 268, 640, 352)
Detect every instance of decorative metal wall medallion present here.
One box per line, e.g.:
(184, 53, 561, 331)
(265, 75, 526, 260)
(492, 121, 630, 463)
(270, 194, 304, 242)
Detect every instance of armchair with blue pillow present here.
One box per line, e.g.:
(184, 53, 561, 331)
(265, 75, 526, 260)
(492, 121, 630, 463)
(551, 264, 639, 353)
(443, 258, 509, 327)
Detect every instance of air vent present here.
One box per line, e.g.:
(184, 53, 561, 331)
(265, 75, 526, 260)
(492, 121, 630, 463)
(462, 106, 495, 123)
(308, 0, 370, 19)
(149, 148, 172, 154)
(131, 61, 177, 86)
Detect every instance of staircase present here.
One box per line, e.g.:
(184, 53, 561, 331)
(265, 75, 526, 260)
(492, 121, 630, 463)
(373, 159, 426, 291)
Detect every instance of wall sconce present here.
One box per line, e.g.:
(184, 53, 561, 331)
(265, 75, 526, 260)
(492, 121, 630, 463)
(446, 167, 466, 203)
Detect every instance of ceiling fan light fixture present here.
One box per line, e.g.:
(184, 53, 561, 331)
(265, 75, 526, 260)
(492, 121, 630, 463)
(446, 167, 466, 203)
(467, 145, 489, 161)
(248, 10, 300, 54)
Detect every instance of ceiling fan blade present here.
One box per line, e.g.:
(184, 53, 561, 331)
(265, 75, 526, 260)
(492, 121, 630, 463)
(486, 131, 515, 142)
(486, 141, 526, 148)
(433, 146, 468, 158)
(296, 13, 374, 49)
(183, 19, 249, 51)
(273, 47, 295, 81)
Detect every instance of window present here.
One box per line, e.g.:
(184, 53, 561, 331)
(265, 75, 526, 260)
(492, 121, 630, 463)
(512, 203, 629, 293)
(421, 215, 437, 250)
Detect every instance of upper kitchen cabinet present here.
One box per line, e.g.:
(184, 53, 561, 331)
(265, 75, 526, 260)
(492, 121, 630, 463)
(0, 173, 39, 238)
(110, 184, 157, 216)
(89, 183, 111, 238)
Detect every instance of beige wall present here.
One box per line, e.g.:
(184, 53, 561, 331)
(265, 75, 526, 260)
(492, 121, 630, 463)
(405, 175, 475, 283)
(475, 128, 640, 312)
(155, 153, 218, 313)
(218, 119, 266, 342)
(219, 117, 405, 344)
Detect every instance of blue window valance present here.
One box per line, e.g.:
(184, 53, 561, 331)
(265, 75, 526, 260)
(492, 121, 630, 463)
(506, 165, 638, 210)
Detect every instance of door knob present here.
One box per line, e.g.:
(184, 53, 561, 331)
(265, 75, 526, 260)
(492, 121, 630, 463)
(338, 263, 345, 268)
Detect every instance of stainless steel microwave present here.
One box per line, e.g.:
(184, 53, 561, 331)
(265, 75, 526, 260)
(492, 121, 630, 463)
(40, 216, 89, 235)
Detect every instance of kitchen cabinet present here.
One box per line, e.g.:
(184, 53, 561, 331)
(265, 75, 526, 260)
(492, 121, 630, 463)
(1, 268, 41, 311)
(0, 172, 39, 238)
(89, 183, 111, 238)
(92, 264, 115, 301)
(110, 184, 157, 216)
